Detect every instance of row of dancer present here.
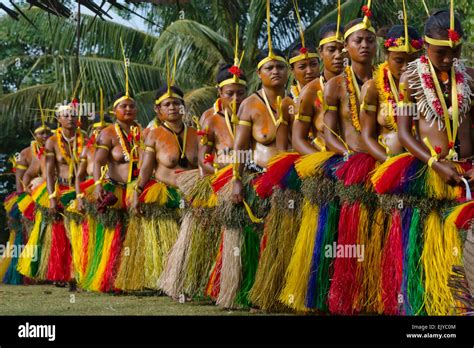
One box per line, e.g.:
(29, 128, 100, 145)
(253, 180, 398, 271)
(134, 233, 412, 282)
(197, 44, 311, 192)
(1, 0, 473, 315)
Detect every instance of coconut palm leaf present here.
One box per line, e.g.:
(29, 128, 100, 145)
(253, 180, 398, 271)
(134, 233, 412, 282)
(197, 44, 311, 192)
(183, 86, 217, 125)
(151, 19, 233, 91)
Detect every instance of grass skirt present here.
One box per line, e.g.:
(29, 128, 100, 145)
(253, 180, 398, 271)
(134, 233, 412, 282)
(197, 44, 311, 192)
(211, 170, 268, 309)
(371, 153, 472, 315)
(278, 152, 341, 312)
(16, 181, 75, 282)
(114, 179, 180, 292)
(80, 180, 129, 292)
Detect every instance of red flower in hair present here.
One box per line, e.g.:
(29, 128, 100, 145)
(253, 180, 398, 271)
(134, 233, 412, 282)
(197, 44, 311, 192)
(448, 29, 461, 43)
(228, 65, 242, 78)
(410, 39, 423, 50)
(384, 38, 396, 48)
(434, 146, 442, 154)
(299, 47, 308, 54)
(361, 5, 372, 17)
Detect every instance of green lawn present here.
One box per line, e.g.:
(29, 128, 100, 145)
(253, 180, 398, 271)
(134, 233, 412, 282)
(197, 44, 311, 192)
(0, 284, 285, 316)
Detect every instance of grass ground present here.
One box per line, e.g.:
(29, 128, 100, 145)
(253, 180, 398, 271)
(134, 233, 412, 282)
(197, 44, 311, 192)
(0, 284, 280, 316)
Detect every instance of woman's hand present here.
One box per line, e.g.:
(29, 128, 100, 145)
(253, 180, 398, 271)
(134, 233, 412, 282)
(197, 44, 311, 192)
(231, 179, 244, 204)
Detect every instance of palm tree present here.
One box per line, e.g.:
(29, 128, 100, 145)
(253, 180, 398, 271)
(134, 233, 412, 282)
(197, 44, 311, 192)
(0, 0, 471, 135)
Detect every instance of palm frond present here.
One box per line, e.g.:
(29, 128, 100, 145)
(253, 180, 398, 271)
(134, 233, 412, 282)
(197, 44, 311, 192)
(0, 83, 59, 132)
(152, 20, 233, 91)
(184, 86, 217, 125)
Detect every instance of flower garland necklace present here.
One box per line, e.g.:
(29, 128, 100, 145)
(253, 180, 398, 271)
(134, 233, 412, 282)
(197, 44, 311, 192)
(114, 122, 141, 163)
(374, 62, 399, 131)
(31, 140, 44, 159)
(57, 127, 84, 183)
(345, 66, 361, 132)
(56, 127, 83, 165)
(409, 55, 472, 158)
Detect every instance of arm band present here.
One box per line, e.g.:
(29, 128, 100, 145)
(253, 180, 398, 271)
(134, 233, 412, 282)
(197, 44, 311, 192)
(237, 120, 252, 127)
(295, 114, 312, 123)
(95, 144, 110, 151)
(361, 102, 377, 112)
(145, 146, 156, 153)
(325, 105, 338, 111)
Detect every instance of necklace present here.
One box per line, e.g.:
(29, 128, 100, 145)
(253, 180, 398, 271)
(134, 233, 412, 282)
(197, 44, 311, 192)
(261, 88, 286, 128)
(162, 121, 188, 167)
(114, 122, 141, 182)
(345, 66, 361, 131)
(56, 128, 83, 184)
(375, 62, 399, 132)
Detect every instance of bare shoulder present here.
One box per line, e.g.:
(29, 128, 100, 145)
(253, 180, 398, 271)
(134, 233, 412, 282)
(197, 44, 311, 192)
(362, 79, 377, 100)
(187, 126, 197, 137)
(299, 78, 320, 99)
(20, 146, 32, 157)
(282, 95, 294, 109)
(200, 107, 215, 125)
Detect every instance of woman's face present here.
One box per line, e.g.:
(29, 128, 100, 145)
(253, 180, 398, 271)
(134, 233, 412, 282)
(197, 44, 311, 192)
(114, 98, 137, 123)
(156, 97, 184, 122)
(319, 34, 345, 75)
(34, 129, 51, 145)
(257, 60, 289, 88)
(291, 57, 319, 86)
(345, 29, 377, 64)
(426, 43, 462, 72)
(218, 84, 247, 111)
(387, 51, 419, 80)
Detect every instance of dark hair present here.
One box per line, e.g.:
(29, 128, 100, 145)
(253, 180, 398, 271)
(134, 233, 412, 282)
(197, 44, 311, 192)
(386, 25, 421, 41)
(155, 85, 185, 103)
(319, 22, 344, 42)
(257, 48, 286, 68)
(287, 41, 317, 65)
(425, 10, 463, 39)
(33, 121, 45, 131)
(33, 121, 53, 132)
(216, 63, 247, 84)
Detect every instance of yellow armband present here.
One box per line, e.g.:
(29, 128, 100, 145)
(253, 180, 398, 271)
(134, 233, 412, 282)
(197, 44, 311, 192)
(361, 102, 377, 112)
(295, 114, 312, 123)
(324, 104, 338, 111)
(95, 144, 110, 151)
(237, 120, 252, 127)
(144, 146, 156, 153)
(16, 164, 28, 170)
